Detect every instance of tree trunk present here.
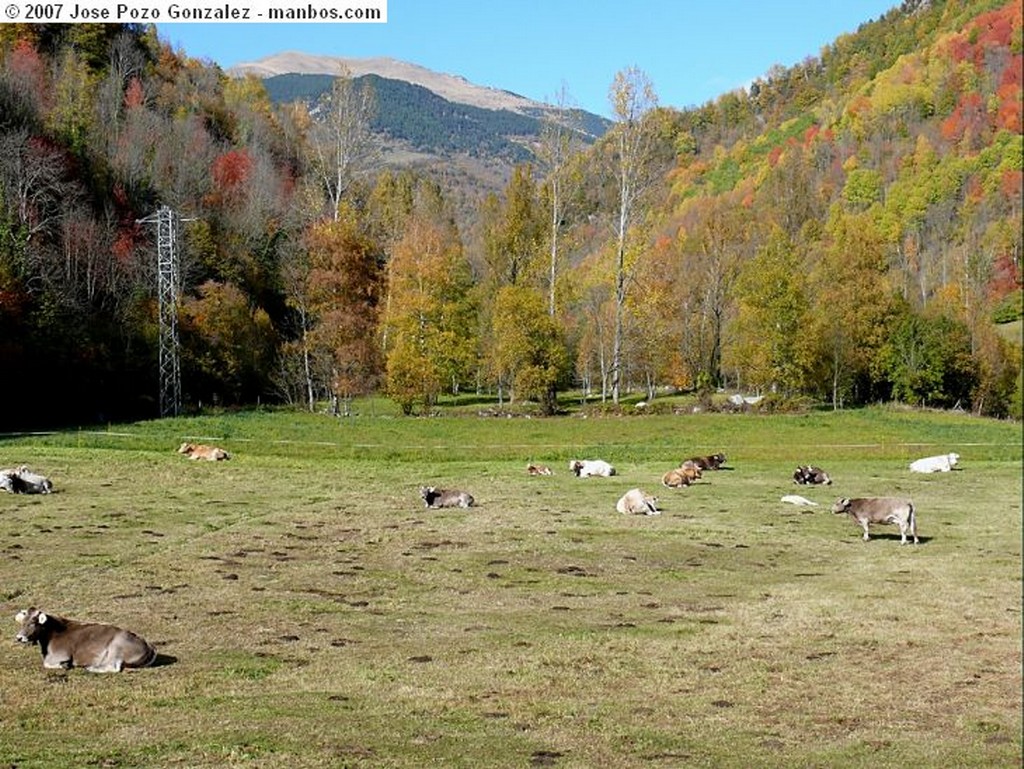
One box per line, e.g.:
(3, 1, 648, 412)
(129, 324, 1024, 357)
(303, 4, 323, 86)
(611, 179, 628, 405)
(300, 311, 315, 412)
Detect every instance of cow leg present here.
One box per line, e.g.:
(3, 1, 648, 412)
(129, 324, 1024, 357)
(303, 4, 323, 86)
(43, 652, 72, 669)
(87, 648, 123, 673)
(860, 521, 871, 541)
(899, 519, 910, 544)
(891, 515, 910, 545)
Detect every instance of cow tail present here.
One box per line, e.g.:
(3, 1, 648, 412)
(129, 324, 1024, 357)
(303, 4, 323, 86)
(908, 502, 917, 539)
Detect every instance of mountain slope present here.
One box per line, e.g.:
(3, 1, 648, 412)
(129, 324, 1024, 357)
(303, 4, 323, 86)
(264, 73, 540, 163)
(231, 52, 610, 170)
(230, 51, 545, 114)
(236, 55, 611, 226)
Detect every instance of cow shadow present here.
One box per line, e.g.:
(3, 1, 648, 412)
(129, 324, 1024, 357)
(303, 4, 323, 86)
(151, 653, 178, 668)
(861, 533, 934, 545)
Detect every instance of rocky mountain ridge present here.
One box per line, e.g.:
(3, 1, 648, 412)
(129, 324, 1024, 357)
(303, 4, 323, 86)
(228, 51, 550, 115)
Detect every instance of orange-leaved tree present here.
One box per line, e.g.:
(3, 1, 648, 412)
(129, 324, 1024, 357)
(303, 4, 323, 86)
(303, 205, 383, 416)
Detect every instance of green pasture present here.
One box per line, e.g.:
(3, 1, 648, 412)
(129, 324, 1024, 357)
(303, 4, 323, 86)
(0, 406, 1021, 768)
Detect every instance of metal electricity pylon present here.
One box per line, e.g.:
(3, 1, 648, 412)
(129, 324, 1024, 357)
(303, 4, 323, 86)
(137, 205, 194, 418)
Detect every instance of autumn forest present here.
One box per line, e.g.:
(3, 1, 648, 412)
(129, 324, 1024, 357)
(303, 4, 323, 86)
(0, 0, 1021, 428)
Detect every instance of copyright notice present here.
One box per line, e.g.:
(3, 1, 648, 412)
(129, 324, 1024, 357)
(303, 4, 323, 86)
(2, 0, 386, 22)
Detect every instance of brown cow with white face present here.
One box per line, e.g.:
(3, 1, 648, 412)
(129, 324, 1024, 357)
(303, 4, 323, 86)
(14, 608, 157, 673)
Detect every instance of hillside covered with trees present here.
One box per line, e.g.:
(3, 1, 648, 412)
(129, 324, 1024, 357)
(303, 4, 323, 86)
(0, 0, 1020, 429)
(262, 72, 603, 163)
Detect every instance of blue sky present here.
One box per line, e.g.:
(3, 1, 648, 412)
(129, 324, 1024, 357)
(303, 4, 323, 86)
(157, 1, 898, 117)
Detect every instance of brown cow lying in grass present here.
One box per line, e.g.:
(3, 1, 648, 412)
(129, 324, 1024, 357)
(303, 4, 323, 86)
(178, 442, 230, 461)
(527, 464, 553, 476)
(14, 608, 156, 672)
(686, 453, 727, 471)
(662, 461, 702, 488)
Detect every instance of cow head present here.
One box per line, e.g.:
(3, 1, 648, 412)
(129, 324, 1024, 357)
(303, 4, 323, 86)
(14, 608, 49, 643)
(831, 498, 852, 515)
(568, 460, 583, 476)
(177, 442, 194, 455)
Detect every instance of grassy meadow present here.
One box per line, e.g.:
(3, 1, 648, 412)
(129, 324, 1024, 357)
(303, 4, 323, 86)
(0, 405, 1021, 768)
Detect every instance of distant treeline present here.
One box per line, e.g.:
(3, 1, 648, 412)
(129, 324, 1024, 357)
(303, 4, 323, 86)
(0, 1, 1020, 429)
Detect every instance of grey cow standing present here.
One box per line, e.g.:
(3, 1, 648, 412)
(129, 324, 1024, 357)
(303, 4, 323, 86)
(831, 497, 918, 544)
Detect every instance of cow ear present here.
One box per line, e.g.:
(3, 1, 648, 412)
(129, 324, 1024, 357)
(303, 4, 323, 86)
(37, 612, 48, 624)
(15, 610, 26, 622)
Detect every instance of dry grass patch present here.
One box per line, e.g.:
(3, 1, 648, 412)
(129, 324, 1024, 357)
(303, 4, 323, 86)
(0, 409, 1020, 767)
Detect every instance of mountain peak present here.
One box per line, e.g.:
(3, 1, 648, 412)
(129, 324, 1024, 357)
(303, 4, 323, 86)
(229, 51, 544, 114)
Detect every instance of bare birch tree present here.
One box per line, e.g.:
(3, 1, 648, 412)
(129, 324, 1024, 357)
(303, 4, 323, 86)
(308, 66, 378, 220)
(537, 83, 583, 317)
(608, 66, 658, 403)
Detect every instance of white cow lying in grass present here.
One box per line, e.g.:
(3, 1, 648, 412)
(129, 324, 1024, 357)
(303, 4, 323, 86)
(616, 488, 660, 516)
(0, 466, 53, 494)
(569, 459, 615, 477)
(909, 453, 959, 473)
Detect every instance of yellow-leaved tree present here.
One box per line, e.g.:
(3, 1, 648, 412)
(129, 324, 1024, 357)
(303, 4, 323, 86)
(382, 185, 476, 414)
(490, 285, 568, 414)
